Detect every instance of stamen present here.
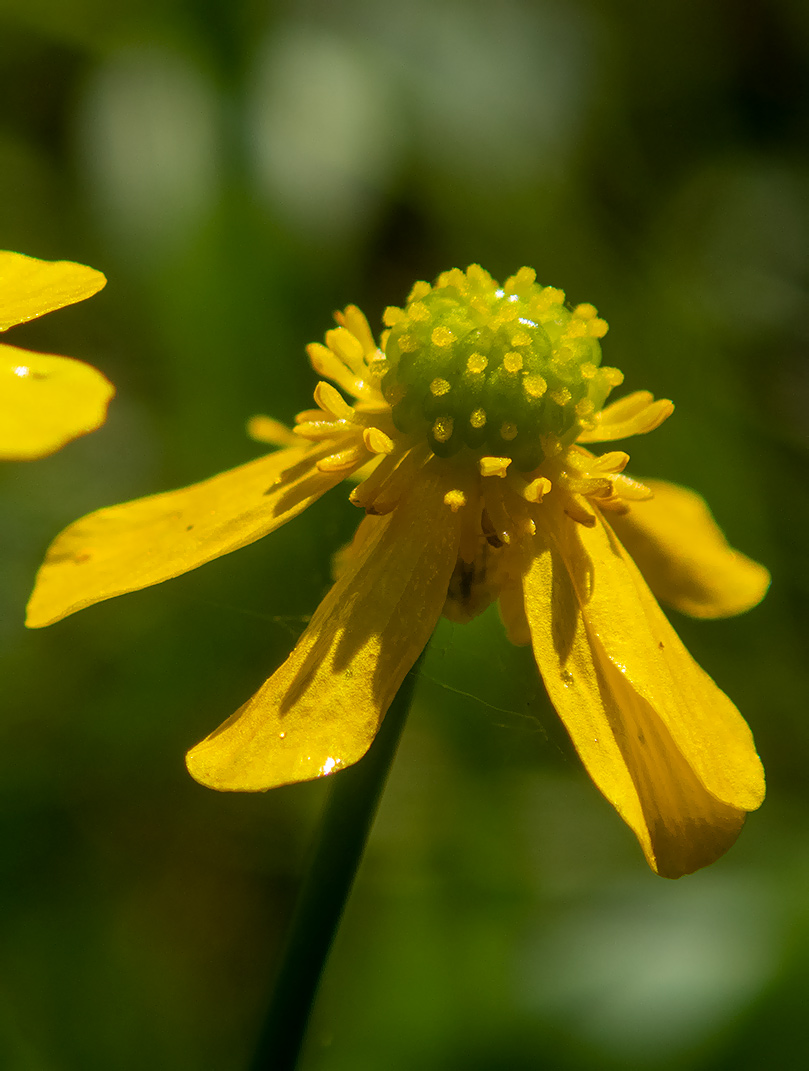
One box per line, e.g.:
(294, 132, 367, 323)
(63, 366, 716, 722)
(317, 444, 365, 473)
(481, 480, 514, 546)
(588, 450, 630, 474)
(306, 343, 363, 396)
(351, 444, 430, 515)
(246, 415, 298, 446)
(612, 474, 654, 500)
(314, 381, 355, 422)
(349, 450, 403, 509)
(324, 327, 365, 375)
(522, 476, 552, 503)
(479, 456, 512, 478)
(294, 419, 352, 442)
(335, 305, 376, 353)
(564, 499, 597, 527)
(443, 489, 467, 512)
(362, 426, 394, 455)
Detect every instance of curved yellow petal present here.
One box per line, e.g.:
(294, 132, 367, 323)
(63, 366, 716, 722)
(26, 445, 345, 627)
(186, 462, 463, 792)
(0, 344, 114, 461)
(609, 479, 770, 618)
(0, 251, 106, 330)
(577, 390, 674, 443)
(521, 499, 763, 877)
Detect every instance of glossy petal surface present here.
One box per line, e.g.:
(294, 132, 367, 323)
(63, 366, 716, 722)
(0, 251, 106, 330)
(26, 445, 344, 627)
(610, 479, 770, 618)
(186, 462, 462, 791)
(522, 498, 763, 877)
(0, 343, 114, 460)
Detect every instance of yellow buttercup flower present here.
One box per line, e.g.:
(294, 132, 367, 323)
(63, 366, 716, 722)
(0, 251, 111, 460)
(25, 266, 769, 878)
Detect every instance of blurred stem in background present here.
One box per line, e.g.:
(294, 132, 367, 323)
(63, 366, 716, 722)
(251, 651, 426, 1070)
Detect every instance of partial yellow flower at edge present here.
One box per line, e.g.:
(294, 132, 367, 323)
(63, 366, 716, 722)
(0, 344, 114, 461)
(0, 251, 111, 460)
(26, 265, 768, 878)
(0, 251, 106, 331)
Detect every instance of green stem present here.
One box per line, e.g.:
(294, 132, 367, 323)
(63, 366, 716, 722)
(250, 652, 424, 1071)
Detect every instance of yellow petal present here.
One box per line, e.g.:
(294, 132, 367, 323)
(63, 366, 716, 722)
(186, 461, 463, 791)
(26, 445, 345, 627)
(0, 343, 114, 460)
(609, 479, 770, 619)
(577, 390, 674, 443)
(521, 499, 764, 877)
(0, 251, 106, 330)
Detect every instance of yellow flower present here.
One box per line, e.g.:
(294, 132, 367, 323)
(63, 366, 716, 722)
(25, 266, 769, 878)
(0, 251, 111, 460)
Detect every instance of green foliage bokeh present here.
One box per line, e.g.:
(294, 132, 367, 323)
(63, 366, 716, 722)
(2, 1, 809, 1068)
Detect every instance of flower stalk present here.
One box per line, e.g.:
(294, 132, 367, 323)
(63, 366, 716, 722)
(251, 653, 424, 1071)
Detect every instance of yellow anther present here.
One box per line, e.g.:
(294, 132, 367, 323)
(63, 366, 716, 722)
(326, 327, 364, 365)
(589, 450, 630, 473)
(549, 388, 572, 406)
(466, 353, 488, 374)
(430, 377, 451, 397)
(580, 361, 597, 380)
(316, 445, 364, 473)
(479, 456, 512, 478)
(383, 306, 406, 327)
(443, 489, 467, 512)
(503, 352, 523, 373)
(500, 422, 518, 441)
(573, 303, 598, 320)
(362, 426, 394, 455)
(407, 280, 431, 302)
(314, 380, 355, 421)
(432, 416, 454, 443)
(510, 330, 532, 348)
(523, 476, 552, 502)
(469, 408, 487, 429)
(431, 326, 454, 347)
(408, 301, 430, 323)
(523, 374, 547, 398)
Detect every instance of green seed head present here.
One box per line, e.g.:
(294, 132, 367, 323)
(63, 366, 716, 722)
(380, 265, 623, 471)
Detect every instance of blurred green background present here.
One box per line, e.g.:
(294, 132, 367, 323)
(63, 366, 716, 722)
(1, 0, 808, 1067)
